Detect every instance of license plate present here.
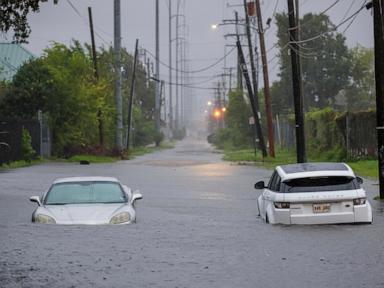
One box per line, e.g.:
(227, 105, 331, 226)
(313, 203, 331, 213)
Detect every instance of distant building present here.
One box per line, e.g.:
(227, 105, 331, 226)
(0, 43, 35, 82)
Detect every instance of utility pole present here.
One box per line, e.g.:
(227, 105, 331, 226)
(168, 0, 173, 131)
(373, 0, 384, 198)
(88, 6, 104, 146)
(255, 0, 275, 158)
(243, 0, 267, 157)
(180, 38, 185, 127)
(146, 57, 151, 87)
(88, 7, 98, 80)
(155, 0, 161, 137)
(160, 80, 165, 123)
(237, 40, 267, 157)
(175, 0, 181, 130)
(243, 0, 259, 112)
(114, 0, 123, 150)
(287, 0, 306, 163)
(235, 12, 243, 91)
(127, 39, 139, 150)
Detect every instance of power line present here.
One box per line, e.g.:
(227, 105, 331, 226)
(289, 0, 345, 32)
(320, 0, 342, 15)
(66, 0, 111, 46)
(340, 0, 358, 22)
(341, 0, 367, 34)
(142, 46, 236, 74)
(288, 1, 368, 45)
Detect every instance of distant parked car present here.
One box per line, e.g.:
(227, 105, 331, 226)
(255, 163, 372, 225)
(30, 176, 143, 225)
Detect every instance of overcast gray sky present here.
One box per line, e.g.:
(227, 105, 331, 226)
(8, 0, 374, 114)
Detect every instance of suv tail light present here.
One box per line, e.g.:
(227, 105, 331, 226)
(353, 198, 366, 205)
(274, 202, 290, 209)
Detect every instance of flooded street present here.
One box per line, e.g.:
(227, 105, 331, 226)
(1, 137, 384, 288)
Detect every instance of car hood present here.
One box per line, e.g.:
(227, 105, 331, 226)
(42, 203, 127, 225)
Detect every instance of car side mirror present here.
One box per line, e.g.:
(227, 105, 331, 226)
(254, 181, 265, 190)
(30, 196, 42, 206)
(131, 191, 143, 205)
(356, 176, 363, 184)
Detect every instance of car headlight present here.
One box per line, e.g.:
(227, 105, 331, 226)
(110, 212, 131, 224)
(35, 214, 56, 224)
(353, 198, 366, 205)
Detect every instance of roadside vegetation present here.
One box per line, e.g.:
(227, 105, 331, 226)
(0, 159, 44, 171)
(222, 148, 378, 179)
(208, 12, 378, 180)
(0, 42, 183, 165)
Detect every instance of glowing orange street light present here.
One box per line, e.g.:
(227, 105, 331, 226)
(213, 109, 221, 118)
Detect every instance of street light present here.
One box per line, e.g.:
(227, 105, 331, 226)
(211, 24, 219, 30)
(213, 109, 221, 119)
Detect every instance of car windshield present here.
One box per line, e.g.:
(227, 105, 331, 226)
(45, 181, 126, 204)
(283, 176, 357, 193)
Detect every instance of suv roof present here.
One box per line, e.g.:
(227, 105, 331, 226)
(276, 162, 355, 182)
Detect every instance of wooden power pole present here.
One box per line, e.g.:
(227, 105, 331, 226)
(287, 0, 306, 163)
(243, 0, 267, 157)
(373, 0, 384, 198)
(237, 40, 267, 157)
(255, 0, 275, 158)
(126, 39, 139, 150)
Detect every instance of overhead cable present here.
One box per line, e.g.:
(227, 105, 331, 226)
(288, 1, 368, 45)
(142, 46, 236, 74)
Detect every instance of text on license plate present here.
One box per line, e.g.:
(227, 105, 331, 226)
(313, 203, 331, 213)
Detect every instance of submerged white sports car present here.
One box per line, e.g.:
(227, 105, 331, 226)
(30, 176, 143, 225)
(255, 163, 372, 225)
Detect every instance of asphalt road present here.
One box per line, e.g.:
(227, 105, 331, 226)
(1, 137, 384, 288)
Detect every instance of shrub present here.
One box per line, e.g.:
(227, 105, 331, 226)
(21, 128, 36, 163)
(154, 131, 164, 146)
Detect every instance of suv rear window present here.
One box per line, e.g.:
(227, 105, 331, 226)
(282, 176, 358, 193)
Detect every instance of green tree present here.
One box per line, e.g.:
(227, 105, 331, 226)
(0, 58, 56, 119)
(213, 90, 253, 149)
(0, 42, 106, 154)
(97, 46, 157, 148)
(0, 0, 57, 43)
(0, 41, 158, 155)
(271, 12, 351, 113)
(344, 46, 375, 111)
(21, 128, 36, 162)
(42, 42, 107, 154)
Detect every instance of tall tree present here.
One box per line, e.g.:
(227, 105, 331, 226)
(271, 13, 351, 112)
(0, 0, 56, 43)
(345, 46, 375, 110)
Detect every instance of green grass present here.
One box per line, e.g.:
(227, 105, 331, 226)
(0, 158, 44, 170)
(222, 148, 379, 178)
(347, 160, 378, 179)
(67, 141, 175, 162)
(0, 142, 176, 169)
(67, 154, 118, 163)
(223, 148, 297, 169)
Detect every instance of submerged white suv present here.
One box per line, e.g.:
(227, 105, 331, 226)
(255, 163, 373, 225)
